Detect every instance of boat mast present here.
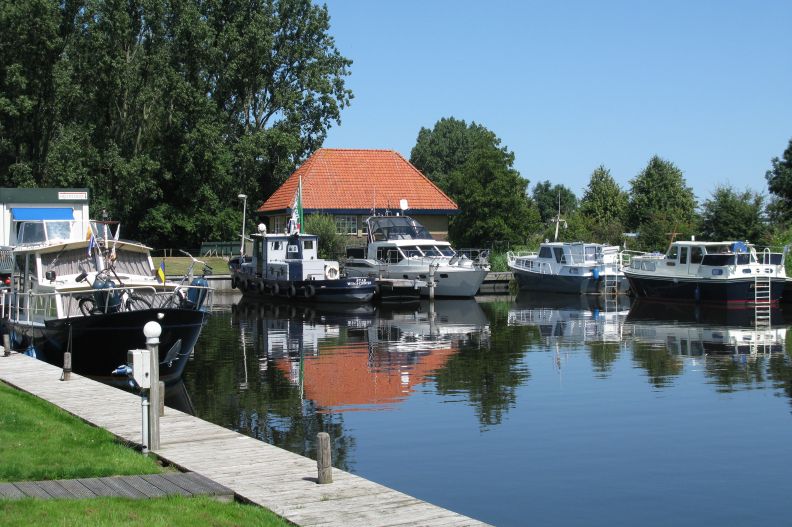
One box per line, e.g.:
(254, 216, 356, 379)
(552, 192, 567, 242)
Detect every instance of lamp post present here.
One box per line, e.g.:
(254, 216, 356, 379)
(238, 194, 247, 257)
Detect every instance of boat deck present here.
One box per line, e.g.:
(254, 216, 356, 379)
(0, 352, 490, 526)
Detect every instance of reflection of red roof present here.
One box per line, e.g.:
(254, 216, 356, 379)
(274, 342, 457, 412)
(258, 149, 458, 214)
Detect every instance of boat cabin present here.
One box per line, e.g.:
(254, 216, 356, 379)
(628, 241, 785, 276)
(250, 232, 339, 281)
(360, 215, 456, 263)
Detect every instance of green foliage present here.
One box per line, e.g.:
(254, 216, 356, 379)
(0, 382, 161, 481)
(410, 117, 540, 247)
(409, 117, 510, 192)
(0, 496, 290, 527)
(304, 213, 345, 260)
(699, 185, 765, 242)
(627, 156, 697, 251)
(0, 0, 352, 249)
(765, 138, 792, 224)
(446, 144, 541, 247)
(532, 180, 578, 225)
(579, 165, 628, 244)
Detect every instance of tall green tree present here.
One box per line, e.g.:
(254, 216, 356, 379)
(532, 180, 578, 225)
(410, 117, 509, 192)
(765, 138, 792, 224)
(627, 156, 697, 251)
(699, 185, 765, 242)
(0, 0, 352, 249)
(579, 165, 628, 244)
(445, 144, 540, 247)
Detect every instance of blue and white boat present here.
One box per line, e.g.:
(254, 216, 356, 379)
(507, 242, 627, 295)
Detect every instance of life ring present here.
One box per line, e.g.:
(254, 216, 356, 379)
(325, 266, 338, 279)
(287, 284, 297, 297)
(304, 284, 316, 298)
(272, 283, 280, 296)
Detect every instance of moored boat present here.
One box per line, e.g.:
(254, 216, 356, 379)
(2, 219, 212, 385)
(344, 215, 489, 297)
(230, 226, 375, 303)
(624, 240, 787, 305)
(507, 241, 628, 295)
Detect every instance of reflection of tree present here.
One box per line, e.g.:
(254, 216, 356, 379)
(183, 310, 355, 472)
(702, 356, 767, 393)
(432, 302, 536, 429)
(588, 342, 621, 376)
(631, 343, 683, 388)
(766, 335, 792, 408)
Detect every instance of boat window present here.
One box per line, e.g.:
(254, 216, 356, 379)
(303, 240, 314, 250)
(679, 247, 688, 264)
(377, 247, 402, 263)
(690, 247, 704, 264)
(366, 216, 433, 241)
(401, 246, 423, 258)
(45, 221, 73, 242)
(702, 254, 734, 266)
(18, 222, 46, 244)
(437, 246, 455, 257)
(271, 241, 281, 250)
(553, 247, 564, 263)
(736, 253, 750, 265)
(538, 246, 552, 259)
(287, 245, 299, 253)
(667, 245, 679, 261)
(584, 247, 596, 262)
(419, 245, 442, 257)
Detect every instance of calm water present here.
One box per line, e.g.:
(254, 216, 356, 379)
(179, 294, 792, 526)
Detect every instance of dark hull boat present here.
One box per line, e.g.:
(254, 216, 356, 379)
(7, 308, 206, 386)
(233, 273, 375, 303)
(626, 274, 786, 304)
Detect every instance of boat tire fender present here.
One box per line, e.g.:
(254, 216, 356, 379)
(304, 285, 315, 298)
(272, 283, 280, 296)
(288, 284, 297, 298)
(258, 280, 266, 294)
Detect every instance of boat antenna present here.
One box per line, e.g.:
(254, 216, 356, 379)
(552, 191, 567, 242)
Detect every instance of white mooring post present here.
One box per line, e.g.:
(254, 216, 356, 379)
(145, 321, 162, 451)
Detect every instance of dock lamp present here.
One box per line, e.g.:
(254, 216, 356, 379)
(238, 194, 248, 257)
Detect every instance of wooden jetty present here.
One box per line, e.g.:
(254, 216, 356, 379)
(0, 352, 490, 526)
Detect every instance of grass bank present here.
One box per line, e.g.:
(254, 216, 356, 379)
(0, 495, 290, 527)
(0, 381, 161, 482)
(159, 256, 229, 276)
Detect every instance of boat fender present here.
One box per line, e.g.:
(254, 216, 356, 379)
(592, 268, 600, 280)
(288, 284, 297, 297)
(272, 282, 280, 296)
(304, 284, 315, 298)
(694, 285, 701, 303)
(258, 280, 266, 294)
(231, 276, 238, 289)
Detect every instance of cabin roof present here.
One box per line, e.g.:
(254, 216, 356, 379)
(258, 149, 458, 215)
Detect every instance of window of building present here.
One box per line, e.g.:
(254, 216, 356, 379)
(335, 215, 357, 235)
(271, 216, 286, 234)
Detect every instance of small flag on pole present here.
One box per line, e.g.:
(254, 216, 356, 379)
(87, 234, 97, 257)
(157, 260, 166, 284)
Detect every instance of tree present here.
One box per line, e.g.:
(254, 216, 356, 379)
(532, 180, 578, 225)
(304, 214, 345, 260)
(627, 156, 697, 251)
(0, 0, 352, 249)
(766, 138, 792, 224)
(579, 166, 628, 244)
(445, 144, 540, 247)
(699, 185, 765, 242)
(410, 117, 510, 192)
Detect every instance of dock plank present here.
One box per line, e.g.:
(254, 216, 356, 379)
(1, 352, 490, 526)
(0, 483, 26, 499)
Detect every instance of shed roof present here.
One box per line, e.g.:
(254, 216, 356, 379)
(258, 149, 457, 215)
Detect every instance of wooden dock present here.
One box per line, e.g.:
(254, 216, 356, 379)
(0, 353, 490, 526)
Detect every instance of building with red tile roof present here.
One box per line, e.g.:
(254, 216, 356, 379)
(257, 148, 458, 240)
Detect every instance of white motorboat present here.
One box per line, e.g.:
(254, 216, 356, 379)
(344, 215, 489, 297)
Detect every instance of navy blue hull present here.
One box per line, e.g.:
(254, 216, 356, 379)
(6, 308, 206, 385)
(626, 275, 785, 304)
(234, 272, 375, 303)
(513, 269, 629, 295)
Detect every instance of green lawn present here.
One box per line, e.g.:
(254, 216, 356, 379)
(159, 256, 230, 277)
(0, 496, 291, 527)
(0, 382, 161, 482)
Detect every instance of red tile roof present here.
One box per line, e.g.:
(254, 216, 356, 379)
(257, 149, 458, 214)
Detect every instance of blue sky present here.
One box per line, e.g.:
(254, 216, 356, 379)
(318, 0, 792, 203)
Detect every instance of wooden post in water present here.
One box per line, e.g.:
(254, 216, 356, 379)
(2, 333, 10, 357)
(317, 432, 333, 484)
(61, 352, 72, 381)
(145, 322, 161, 451)
(428, 264, 436, 301)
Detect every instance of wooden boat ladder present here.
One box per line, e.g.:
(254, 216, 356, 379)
(754, 248, 772, 329)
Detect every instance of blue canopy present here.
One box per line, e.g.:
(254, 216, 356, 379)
(12, 208, 74, 221)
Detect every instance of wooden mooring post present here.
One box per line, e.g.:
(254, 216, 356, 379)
(2, 333, 10, 357)
(159, 381, 165, 417)
(60, 352, 72, 381)
(317, 432, 333, 484)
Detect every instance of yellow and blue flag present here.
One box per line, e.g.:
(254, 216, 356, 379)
(157, 260, 166, 284)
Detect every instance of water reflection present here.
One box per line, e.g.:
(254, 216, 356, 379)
(181, 293, 792, 527)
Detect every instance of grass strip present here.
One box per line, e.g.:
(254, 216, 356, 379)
(159, 257, 229, 277)
(0, 382, 161, 482)
(0, 495, 291, 527)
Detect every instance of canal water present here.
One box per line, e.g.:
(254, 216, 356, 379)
(179, 294, 792, 526)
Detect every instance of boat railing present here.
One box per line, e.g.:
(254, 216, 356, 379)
(6, 284, 213, 322)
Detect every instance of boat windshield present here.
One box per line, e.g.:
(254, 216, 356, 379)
(401, 246, 423, 257)
(18, 221, 74, 244)
(367, 216, 433, 241)
(418, 245, 443, 257)
(437, 246, 455, 257)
